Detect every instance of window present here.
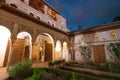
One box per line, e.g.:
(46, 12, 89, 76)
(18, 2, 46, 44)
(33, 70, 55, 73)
(30, 13, 34, 17)
(81, 35, 84, 42)
(111, 31, 117, 39)
(29, 0, 45, 13)
(94, 33, 99, 41)
(37, 16, 41, 20)
(20, 0, 24, 2)
(10, 4, 17, 8)
(48, 21, 51, 25)
(47, 7, 57, 20)
(52, 23, 55, 27)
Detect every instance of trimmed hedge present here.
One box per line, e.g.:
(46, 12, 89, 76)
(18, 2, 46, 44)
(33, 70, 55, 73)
(41, 68, 113, 80)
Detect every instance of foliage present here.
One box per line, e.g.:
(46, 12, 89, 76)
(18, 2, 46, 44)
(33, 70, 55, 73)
(110, 43, 120, 59)
(65, 61, 120, 74)
(70, 72, 77, 80)
(113, 16, 120, 22)
(43, 68, 112, 80)
(26, 68, 55, 80)
(107, 42, 120, 62)
(79, 46, 91, 63)
(48, 59, 65, 68)
(8, 59, 32, 80)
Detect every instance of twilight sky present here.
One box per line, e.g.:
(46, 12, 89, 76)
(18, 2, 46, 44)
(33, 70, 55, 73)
(45, 0, 120, 31)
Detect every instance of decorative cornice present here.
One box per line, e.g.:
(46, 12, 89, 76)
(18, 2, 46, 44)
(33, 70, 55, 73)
(0, 3, 69, 36)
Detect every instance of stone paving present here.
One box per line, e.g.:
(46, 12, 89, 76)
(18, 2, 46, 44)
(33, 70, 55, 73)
(64, 66, 120, 78)
(0, 67, 9, 80)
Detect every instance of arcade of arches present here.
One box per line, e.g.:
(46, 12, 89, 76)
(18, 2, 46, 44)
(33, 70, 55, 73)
(0, 25, 71, 67)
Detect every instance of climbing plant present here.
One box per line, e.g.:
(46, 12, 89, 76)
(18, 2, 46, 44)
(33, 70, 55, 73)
(107, 42, 120, 62)
(79, 46, 91, 63)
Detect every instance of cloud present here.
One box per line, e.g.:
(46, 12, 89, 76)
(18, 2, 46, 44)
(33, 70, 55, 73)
(45, 0, 120, 31)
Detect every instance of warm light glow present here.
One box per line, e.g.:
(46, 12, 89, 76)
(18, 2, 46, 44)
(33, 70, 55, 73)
(55, 40, 61, 52)
(17, 32, 32, 59)
(55, 45, 61, 52)
(55, 40, 61, 60)
(63, 42, 67, 50)
(0, 25, 11, 66)
(63, 42, 68, 60)
(17, 32, 32, 43)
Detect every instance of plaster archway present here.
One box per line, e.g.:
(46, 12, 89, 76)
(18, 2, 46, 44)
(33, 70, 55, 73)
(0, 25, 11, 67)
(33, 33, 54, 62)
(17, 31, 32, 59)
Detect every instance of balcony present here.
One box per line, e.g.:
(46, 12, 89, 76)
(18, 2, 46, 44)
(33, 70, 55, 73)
(47, 7, 57, 20)
(29, 0, 45, 14)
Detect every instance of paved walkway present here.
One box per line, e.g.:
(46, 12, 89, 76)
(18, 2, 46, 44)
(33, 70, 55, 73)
(64, 66, 120, 78)
(32, 62, 48, 68)
(0, 67, 9, 80)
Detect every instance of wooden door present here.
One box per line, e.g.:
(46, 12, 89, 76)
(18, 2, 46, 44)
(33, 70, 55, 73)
(3, 40, 10, 67)
(11, 39, 25, 65)
(24, 46, 30, 59)
(92, 45, 106, 63)
(45, 43, 52, 61)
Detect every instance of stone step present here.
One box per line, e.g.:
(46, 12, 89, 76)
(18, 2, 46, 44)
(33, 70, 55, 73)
(32, 62, 48, 68)
(0, 67, 9, 80)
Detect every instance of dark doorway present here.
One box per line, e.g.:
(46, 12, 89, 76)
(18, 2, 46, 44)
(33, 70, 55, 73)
(45, 43, 52, 61)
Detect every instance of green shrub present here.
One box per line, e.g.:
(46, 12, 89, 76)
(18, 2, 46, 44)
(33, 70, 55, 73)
(70, 72, 77, 80)
(26, 68, 55, 80)
(8, 59, 32, 80)
(48, 59, 65, 68)
(43, 68, 112, 80)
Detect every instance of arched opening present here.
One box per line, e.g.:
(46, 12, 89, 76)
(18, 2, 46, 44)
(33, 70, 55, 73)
(37, 16, 41, 21)
(33, 33, 54, 62)
(30, 13, 34, 17)
(55, 40, 62, 60)
(0, 25, 11, 67)
(10, 4, 17, 8)
(62, 42, 69, 61)
(11, 32, 32, 64)
(24, 46, 30, 58)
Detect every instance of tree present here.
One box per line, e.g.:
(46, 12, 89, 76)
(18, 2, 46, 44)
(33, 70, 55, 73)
(113, 16, 120, 22)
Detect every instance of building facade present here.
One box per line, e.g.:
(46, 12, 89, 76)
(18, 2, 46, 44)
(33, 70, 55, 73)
(0, 0, 71, 67)
(74, 21, 120, 64)
(0, 0, 120, 67)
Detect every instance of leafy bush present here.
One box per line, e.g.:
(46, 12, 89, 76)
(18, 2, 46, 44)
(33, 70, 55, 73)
(48, 59, 65, 68)
(8, 59, 32, 80)
(26, 68, 55, 80)
(70, 72, 77, 80)
(43, 68, 112, 80)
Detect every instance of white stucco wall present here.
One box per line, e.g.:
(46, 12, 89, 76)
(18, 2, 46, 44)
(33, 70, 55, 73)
(5, 0, 69, 32)
(74, 28, 120, 62)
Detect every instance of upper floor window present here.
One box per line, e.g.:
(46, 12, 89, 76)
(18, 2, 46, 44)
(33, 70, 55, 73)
(47, 7, 57, 20)
(111, 31, 117, 39)
(20, 0, 24, 2)
(10, 4, 17, 8)
(52, 23, 55, 27)
(37, 16, 41, 21)
(81, 35, 85, 42)
(48, 21, 51, 25)
(29, 0, 45, 13)
(30, 13, 34, 17)
(94, 33, 99, 41)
